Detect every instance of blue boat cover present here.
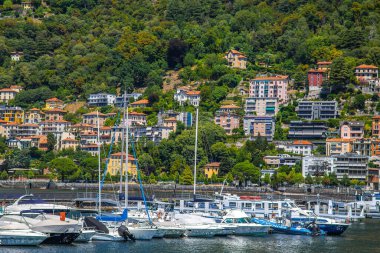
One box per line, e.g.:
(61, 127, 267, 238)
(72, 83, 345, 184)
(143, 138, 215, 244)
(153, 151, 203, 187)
(96, 209, 128, 222)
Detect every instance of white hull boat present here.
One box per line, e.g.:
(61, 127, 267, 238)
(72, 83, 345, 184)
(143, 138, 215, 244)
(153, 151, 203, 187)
(92, 230, 125, 241)
(159, 226, 185, 238)
(184, 225, 218, 238)
(212, 224, 237, 236)
(128, 227, 157, 240)
(0, 230, 47, 246)
(234, 224, 270, 235)
(221, 210, 270, 236)
(153, 228, 166, 238)
(75, 230, 97, 242)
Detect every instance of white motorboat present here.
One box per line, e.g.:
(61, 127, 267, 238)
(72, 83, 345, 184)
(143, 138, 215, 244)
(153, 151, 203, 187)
(5, 194, 71, 215)
(221, 210, 270, 236)
(0, 229, 48, 246)
(92, 230, 125, 241)
(82, 217, 126, 242)
(75, 229, 97, 242)
(0, 214, 81, 244)
(211, 223, 237, 236)
(153, 228, 166, 238)
(0, 220, 48, 246)
(156, 226, 185, 238)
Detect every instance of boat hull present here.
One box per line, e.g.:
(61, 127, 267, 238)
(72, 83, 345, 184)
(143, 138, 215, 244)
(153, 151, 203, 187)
(159, 227, 185, 238)
(75, 230, 97, 242)
(128, 227, 157, 240)
(0, 231, 47, 246)
(42, 233, 80, 244)
(318, 224, 349, 235)
(184, 227, 218, 238)
(91, 232, 125, 241)
(234, 224, 270, 236)
(153, 229, 166, 238)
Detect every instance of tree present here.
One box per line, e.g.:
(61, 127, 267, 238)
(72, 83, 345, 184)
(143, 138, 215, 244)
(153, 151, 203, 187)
(50, 157, 77, 181)
(352, 94, 366, 111)
(329, 57, 353, 93)
(305, 174, 313, 185)
(263, 173, 271, 185)
(0, 170, 8, 180)
(231, 161, 260, 186)
(167, 39, 188, 68)
(3, 0, 13, 10)
(181, 165, 193, 185)
(47, 133, 56, 152)
(80, 156, 98, 181)
(340, 174, 350, 187)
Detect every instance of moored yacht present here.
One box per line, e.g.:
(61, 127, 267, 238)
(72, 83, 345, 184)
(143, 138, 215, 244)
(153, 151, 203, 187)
(0, 220, 48, 246)
(221, 210, 270, 236)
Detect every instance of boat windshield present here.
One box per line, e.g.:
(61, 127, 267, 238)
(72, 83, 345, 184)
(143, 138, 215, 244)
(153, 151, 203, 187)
(224, 217, 250, 223)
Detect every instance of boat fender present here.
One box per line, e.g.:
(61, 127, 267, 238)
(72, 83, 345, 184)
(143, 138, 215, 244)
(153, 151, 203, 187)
(118, 225, 135, 241)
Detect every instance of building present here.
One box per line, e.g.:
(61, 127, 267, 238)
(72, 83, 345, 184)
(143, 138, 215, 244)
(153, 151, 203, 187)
(284, 140, 314, 156)
(243, 116, 275, 141)
(24, 108, 44, 124)
(0, 88, 18, 104)
(45, 97, 64, 110)
(130, 126, 172, 144)
(264, 154, 301, 167)
(128, 112, 147, 126)
(340, 121, 364, 139)
(326, 138, 352, 156)
(61, 138, 79, 150)
(296, 101, 338, 120)
(355, 64, 378, 84)
(302, 156, 336, 177)
(163, 117, 177, 132)
(317, 61, 332, 72)
(224, 49, 247, 69)
(288, 121, 328, 139)
(40, 120, 71, 145)
(114, 93, 142, 108)
(82, 111, 107, 126)
(372, 115, 380, 138)
(249, 75, 289, 104)
(245, 97, 278, 116)
(17, 124, 40, 137)
(308, 69, 327, 89)
(214, 105, 240, 135)
(88, 93, 116, 107)
(79, 132, 98, 145)
(203, 162, 220, 179)
(333, 153, 369, 180)
(174, 87, 200, 106)
(351, 138, 372, 157)
(81, 144, 99, 156)
(10, 52, 23, 62)
(106, 152, 137, 176)
(0, 106, 24, 124)
(130, 99, 149, 108)
(44, 109, 66, 121)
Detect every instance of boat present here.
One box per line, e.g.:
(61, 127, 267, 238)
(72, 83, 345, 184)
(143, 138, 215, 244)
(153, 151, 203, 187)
(157, 226, 185, 238)
(221, 210, 270, 236)
(251, 218, 326, 236)
(74, 229, 96, 242)
(0, 220, 48, 246)
(0, 213, 81, 244)
(83, 216, 127, 242)
(183, 224, 218, 238)
(5, 194, 71, 215)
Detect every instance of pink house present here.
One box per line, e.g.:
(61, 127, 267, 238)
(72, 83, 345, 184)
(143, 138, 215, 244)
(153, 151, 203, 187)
(214, 104, 240, 135)
(355, 64, 378, 84)
(249, 75, 289, 104)
(340, 121, 364, 139)
(128, 112, 147, 126)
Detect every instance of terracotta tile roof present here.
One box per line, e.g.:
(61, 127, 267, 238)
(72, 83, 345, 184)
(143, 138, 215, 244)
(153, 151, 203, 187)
(131, 99, 149, 105)
(164, 117, 177, 122)
(19, 123, 39, 127)
(356, 64, 378, 69)
(5, 122, 18, 126)
(100, 126, 111, 130)
(81, 144, 99, 148)
(129, 111, 146, 116)
(80, 132, 97, 136)
(317, 61, 332, 65)
(186, 91, 201, 96)
(308, 69, 326, 73)
(83, 111, 106, 116)
(46, 97, 63, 102)
(253, 75, 289, 81)
(10, 85, 22, 89)
(0, 119, 8, 124)
(326, 138, 352, 142)
(373, 115, 380, 119)
(205, 162, 221, 167)
(71, 123, 94, 128)
(293, 140, 313, 145)
(110, 152, 136, 160)
(0, 88, 17, 92)
(220, 104, 240, 109)
(29, 108, 41, 111)
(40, 120, 70, 123)
(227, 49, 246, 56)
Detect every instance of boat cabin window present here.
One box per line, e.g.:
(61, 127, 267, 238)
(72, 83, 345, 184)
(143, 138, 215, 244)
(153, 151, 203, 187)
(229, 202, 236, 208)
(224, 218, 233, 223)
(269, 203, 278, 209)
(244, 203, 252, 209)
(255, 203, 262, 209)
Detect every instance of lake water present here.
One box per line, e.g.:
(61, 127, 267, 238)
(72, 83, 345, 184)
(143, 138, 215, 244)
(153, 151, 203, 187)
(1, 220, 379, 253)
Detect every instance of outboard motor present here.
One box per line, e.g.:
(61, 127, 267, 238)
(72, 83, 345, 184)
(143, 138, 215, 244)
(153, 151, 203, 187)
(118, 225, 135, 241)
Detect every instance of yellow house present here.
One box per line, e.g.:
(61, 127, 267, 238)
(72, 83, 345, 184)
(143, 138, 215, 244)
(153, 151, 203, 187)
(45, 97, 64, 110)
(107, 152, 137, 176)
(0, 106, 24, 124)
(203, 162, 220, 179)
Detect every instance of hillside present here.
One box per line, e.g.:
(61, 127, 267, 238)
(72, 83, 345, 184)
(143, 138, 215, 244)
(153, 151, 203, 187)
(0, 0, 378, 106)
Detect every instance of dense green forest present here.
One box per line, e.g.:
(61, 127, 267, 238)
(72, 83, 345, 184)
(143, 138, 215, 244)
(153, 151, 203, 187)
(0, 0, 379, 103)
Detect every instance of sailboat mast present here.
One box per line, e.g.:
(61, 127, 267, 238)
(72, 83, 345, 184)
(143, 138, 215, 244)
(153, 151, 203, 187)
(97, 110, 101, 215)
(119, 90, 127, 194)
(124, 97, 129, 209)
(193, 106, 199, 195)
